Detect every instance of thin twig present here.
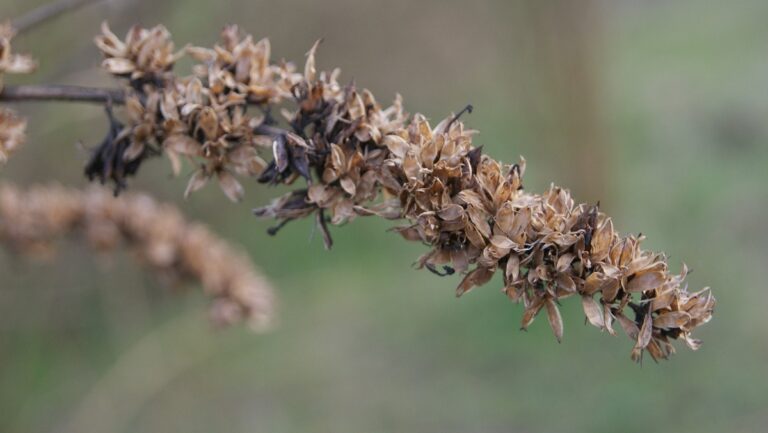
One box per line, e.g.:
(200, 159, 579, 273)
(0, 84, 276, 107)
(0, 84, 126, 104)
(12, 0, 106, 34)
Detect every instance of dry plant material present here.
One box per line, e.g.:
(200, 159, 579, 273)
(88, 23, 301, 197)
(0, 183, 275, 329)
(0, 20, 715, 361)
(0, 22, 35, 164)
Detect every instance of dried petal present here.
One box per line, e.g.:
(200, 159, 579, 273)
(383, 135, 410, 159)
(217, 171, 245, 202)
(184, 170, 209, 198)
(627, 271, 666, 293)
(545, 298, 564, 342)
(632, 313, 654, 362)
(456, 266, 494, 297)
(581, 295, 605, 329)
(521, 296, 545, 331)
(653, 311, 690, 329)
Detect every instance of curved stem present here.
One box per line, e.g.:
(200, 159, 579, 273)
(12, 0, 105, 34)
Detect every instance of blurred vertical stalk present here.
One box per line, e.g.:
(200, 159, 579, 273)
(58, 312, 219, 433)
(518, 0, 609, 203)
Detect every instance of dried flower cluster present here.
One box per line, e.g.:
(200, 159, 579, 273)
(0, 22, 34, 164)
(0, 183, 275, 329)
(88, 22, 305, 198)
(250, 62, 715, 362)
(0, 19, 715, 361)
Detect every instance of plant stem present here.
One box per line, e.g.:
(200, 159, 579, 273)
(0, 84, 126, 104)
(0, 85, 279, 108)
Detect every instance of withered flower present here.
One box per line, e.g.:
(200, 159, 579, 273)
(0, 182, 275, 329)
(91, 24, 292, 202)
(95, 21, 184, 85)
(187, 25, 301, 104)
(84, 104, 155, 194)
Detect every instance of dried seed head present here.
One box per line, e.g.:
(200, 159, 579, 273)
(244, 40, 714, 361)
(74, 22, 714, 359)
(0, 183, 275, 329)
(95, 21, 183, 84)
(90, 24, 307, 201)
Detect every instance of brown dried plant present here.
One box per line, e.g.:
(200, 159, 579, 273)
(0, 21, 35, 163)
(0, 182, 275, 329)
(0, 18, 715, 362)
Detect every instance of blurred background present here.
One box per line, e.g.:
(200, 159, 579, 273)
(1, 0, 767, 432)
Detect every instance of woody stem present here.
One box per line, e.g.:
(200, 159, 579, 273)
(0, 85, 281, 112)
(0, 84, 126, 104)
(1, 85, 292, 139)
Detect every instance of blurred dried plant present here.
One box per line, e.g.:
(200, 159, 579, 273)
(0, 15, 715, 361)
(0, 183, 275, 329)
(0, 21, 35, 164)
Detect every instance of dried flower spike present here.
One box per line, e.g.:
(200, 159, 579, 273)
(80, 23, 713, 360)
(246, 40, 715, 362)
(0, 182, 275, 329)
(0, 20, 715, 362)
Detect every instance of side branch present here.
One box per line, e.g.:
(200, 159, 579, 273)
(0, 85, 125, 104)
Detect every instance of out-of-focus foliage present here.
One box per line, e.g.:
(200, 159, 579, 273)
(0, 183, 275, 328)
(1, 0, 766, 432)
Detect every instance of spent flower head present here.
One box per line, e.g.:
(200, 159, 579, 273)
(1, 20, 714, 360)
(95, 21, 184, 85)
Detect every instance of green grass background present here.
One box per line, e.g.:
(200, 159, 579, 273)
(1, 0, 767, 432)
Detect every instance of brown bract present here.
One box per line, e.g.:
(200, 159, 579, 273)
(0, 183, 275, 329)
(95, 21, 183, 83)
